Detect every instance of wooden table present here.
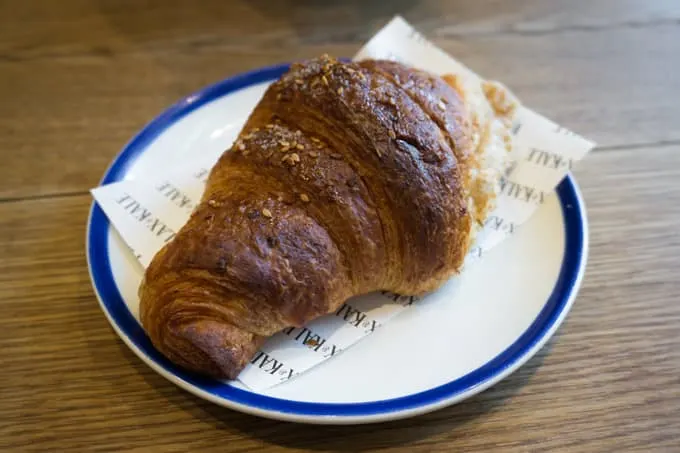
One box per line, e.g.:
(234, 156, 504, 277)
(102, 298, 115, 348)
(2, 1, 679, 451)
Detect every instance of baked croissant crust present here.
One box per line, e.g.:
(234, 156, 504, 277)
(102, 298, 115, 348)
(139, 55, 515, 379)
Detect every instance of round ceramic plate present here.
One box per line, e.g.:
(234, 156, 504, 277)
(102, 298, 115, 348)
(87, 63, 588, 425)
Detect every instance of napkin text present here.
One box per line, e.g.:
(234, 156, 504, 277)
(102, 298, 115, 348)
(116, 193, 176, 243)
(335, 303, 379, 333)
(156, 181, 195, 212)
(500, 178, 545, 204)
(381, 291, 419, 307)
(250, 351, 295, 380)
(485, 215, 515, 234)
(282, 327, 339, 358)
(527, 148, 573, 171)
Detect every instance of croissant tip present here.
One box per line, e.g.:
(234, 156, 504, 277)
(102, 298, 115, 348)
(171, 319, 261, 380)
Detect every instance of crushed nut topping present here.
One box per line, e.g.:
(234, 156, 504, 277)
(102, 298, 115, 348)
(266, 124, 274, 129)
(309, 151, 319, 158)
(295, 79, 304, 85)
(330, 153, 342, 159)
(300, 194, 310, 202)
(437, 101, 446, 111)
(279, 140, 290, 147)
(282, 153, 300, 165)
(388, 130, 397, 140)
(322, 75, 329, 86)
(262, 208, 272, 218)
(207, 199, 219, 207)
(237, 143, 246, 151)
(337, 87, 344, 95)
(296, 143, 304, 150)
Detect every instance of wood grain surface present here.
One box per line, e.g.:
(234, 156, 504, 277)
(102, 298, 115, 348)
(1, 1, 678, 451)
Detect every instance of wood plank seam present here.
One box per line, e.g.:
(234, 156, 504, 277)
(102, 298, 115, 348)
(1, 16, 679, 64)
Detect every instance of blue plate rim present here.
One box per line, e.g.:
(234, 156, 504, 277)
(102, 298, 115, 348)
(86, 62, 588, 424)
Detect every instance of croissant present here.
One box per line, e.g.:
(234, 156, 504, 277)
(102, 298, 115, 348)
(139, 55, 516, 379)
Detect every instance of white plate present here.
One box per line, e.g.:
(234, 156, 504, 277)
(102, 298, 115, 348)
(86, 63, 588, 425)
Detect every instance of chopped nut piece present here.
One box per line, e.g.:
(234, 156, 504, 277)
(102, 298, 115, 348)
(300, 194, 310, 202)
(207, 199, 219, 207)
(282, 153, 300, 165)
(262, 208, 272, 218)
(309, 151, 319, 158)
(295, 79, 304, 85)
(266, 124, 274, 129)
(337, 87, 344, 95)
(279, 140, 290, 147)
(237, 143, 246, 151)
(296, 143, 304, 150)
(388, 130, 396, 140)
(330, 153, 342, 159)
(437, 101, 446, 111)
(311, 137, 321, 143)
(322, 75, 329, 86)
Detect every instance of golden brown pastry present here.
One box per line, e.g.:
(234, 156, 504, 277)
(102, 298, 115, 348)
(139, 55, 516, 379)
